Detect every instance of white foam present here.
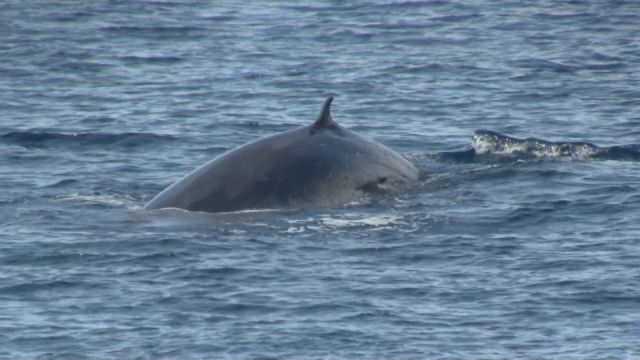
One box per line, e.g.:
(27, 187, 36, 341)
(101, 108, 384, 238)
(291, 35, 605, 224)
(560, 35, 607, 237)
(284, 213, 404, 232)
(320, 214, 402, 229)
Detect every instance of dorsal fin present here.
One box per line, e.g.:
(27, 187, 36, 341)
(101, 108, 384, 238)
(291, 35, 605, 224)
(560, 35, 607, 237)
(313, 96, 334, 128)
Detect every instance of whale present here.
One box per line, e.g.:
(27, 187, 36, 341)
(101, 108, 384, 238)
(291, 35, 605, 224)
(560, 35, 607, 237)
(144, 97, 419, 213)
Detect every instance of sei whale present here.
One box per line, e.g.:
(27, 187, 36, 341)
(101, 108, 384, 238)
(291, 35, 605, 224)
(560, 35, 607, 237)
(144, 97, 419, 213)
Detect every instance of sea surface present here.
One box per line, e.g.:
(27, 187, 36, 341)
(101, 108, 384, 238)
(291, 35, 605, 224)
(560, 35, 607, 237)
(2, 1, 640, 359)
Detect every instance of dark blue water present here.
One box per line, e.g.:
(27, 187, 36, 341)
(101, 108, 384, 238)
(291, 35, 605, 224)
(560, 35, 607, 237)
(2, 1, 640, 358)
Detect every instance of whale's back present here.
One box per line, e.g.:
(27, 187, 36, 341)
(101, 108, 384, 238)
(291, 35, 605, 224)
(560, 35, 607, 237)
(144, 98, 419, 213)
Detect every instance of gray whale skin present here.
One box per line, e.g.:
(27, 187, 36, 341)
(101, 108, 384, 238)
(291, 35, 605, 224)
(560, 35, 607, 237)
(144, 97, 419, 213)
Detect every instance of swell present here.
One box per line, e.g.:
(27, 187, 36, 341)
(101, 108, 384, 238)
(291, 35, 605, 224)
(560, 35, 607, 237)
(100, 25, 207, 40)
(0, 131, 175, 149)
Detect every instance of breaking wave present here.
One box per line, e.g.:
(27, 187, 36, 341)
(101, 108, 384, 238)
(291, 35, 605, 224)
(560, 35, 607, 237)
(432, 130, 640, 163)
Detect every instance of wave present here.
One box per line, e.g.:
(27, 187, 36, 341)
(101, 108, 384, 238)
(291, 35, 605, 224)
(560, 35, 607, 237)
(431, 130, 640, 163)
(101, 25, 207, 40)
(0, 131, 175, 149)
(119, 55, 186, 65)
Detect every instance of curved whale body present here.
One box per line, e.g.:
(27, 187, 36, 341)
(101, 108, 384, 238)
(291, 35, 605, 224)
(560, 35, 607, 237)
(144, 97, 419, 213)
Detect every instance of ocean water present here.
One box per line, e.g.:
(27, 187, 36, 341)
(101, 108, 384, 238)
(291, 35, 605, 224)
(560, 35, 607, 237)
(2, 0, 640, 358)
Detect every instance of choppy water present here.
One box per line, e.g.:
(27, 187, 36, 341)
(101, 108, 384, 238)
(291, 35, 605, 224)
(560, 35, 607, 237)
(2, 1, 640, 359)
